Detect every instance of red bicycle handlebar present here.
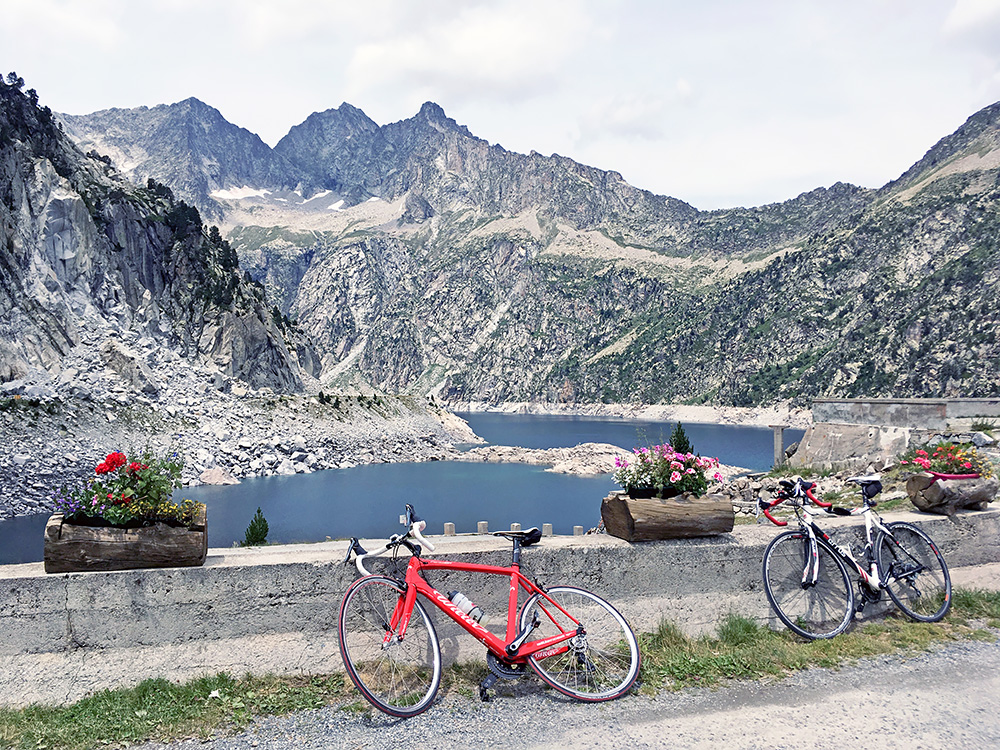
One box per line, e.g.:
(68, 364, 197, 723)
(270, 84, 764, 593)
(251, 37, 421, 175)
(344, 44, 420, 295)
(760, 495, 788, 526)
(806, 488, 831, 508)
(760, 484, 829, 526)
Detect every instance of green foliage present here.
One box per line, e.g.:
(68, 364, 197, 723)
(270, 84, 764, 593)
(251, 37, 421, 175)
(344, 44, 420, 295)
(51, 447, 201, 528)
(164, 200, 201, 235)
(241, 507, 269, 547)
(640, 588, 999, 692)
(145, 177, 174, 201)
(0, 396, 59, 415)
(0, 672, 352, 749)
(669, 422, 693, 454)
(971, 419, 996, 434)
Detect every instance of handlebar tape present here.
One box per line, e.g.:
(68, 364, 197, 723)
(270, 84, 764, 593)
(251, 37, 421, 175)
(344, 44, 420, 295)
(761, 496, 788, 526)
(806, 488, 831, 508)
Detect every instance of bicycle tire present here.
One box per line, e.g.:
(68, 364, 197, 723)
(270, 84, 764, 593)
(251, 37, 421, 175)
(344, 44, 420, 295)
(518, 585, 640, 701)
(876, 521, 951, 622)
(337, 576, 442, 717)
(762, 531, 855, 639)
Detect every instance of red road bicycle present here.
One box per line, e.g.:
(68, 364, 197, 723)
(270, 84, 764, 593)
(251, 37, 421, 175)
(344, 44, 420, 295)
(338, 504, 640, 717)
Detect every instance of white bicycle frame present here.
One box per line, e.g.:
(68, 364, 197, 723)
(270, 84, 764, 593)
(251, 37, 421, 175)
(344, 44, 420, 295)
(792, 492, 901, 592)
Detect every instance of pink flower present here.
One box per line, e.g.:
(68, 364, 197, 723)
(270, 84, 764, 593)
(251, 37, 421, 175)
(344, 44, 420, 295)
(670, 471, 682, 483)
(670, 461, 682, 470)
(685, 467, 695, 474)
(964, 462, 973, 469)
(713, 472, 723, 481)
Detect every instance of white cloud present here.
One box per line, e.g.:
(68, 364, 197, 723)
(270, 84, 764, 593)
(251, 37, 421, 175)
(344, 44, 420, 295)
(944, 0, 1000, 34)
(3, 0, 1000, 209)
(344, 0, 593, 111)
(0, 0, 123, 48)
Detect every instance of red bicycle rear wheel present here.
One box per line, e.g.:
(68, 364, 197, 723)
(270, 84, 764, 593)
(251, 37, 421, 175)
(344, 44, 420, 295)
(519, 586, 640, 701)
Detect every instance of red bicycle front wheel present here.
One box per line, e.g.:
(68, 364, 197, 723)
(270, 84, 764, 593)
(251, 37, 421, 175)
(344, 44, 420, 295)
(338, 575, 442, 717)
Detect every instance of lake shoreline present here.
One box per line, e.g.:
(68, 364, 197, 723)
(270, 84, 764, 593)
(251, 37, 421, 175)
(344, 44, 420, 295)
(450, 400, 812, 429)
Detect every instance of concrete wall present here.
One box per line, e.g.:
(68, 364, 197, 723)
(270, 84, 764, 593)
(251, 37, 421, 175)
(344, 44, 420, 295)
(812, 398, 1000, 429)
(2, 508, 998, 706)
(791, 398, 1000, 470)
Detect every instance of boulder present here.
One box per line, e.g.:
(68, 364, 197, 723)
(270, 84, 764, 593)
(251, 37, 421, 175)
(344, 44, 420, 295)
(199, 467, 240, 485)
(100, 339, 160, 395)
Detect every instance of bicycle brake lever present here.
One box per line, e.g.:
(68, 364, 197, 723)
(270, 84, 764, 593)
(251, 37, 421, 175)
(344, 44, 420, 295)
(342, 537, 368, 564)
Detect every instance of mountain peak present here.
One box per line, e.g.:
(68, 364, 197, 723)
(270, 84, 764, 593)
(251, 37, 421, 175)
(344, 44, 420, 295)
(418, 101, 446, 120)
(411, 101, 471, 137)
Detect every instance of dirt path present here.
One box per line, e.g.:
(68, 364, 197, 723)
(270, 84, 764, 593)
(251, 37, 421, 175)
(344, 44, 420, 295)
(138, 636, 1000, 750)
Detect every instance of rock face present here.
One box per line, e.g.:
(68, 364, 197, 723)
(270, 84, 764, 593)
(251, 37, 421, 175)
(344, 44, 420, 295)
(1, 78, 310, 394)
(57, 95, 1000, 407)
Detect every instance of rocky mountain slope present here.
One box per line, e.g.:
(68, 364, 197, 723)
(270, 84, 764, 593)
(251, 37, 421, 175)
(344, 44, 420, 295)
(0, 76, 481, 521)
(55, 95, 1000, 406)
(0, 74, 310, 394)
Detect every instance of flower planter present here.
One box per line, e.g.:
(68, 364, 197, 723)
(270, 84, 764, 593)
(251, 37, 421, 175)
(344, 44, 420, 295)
(625, 487, 657, 499)
(601, 491, 734, 542)
(905, 472, 998, 515)
(43, 505, 208, 574)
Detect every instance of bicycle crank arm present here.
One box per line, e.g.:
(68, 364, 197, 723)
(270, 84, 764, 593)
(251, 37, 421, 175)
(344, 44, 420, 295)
(505, 611, 541, 657)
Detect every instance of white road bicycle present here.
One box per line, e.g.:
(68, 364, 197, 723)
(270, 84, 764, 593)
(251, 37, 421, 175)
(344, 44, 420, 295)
(759, 475, 951, 639)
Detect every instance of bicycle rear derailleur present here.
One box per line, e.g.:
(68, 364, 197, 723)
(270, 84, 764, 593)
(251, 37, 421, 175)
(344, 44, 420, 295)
(479, 652, 528, 701)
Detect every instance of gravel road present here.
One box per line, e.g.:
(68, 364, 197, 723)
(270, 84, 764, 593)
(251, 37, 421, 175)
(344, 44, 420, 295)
(136, 637, 1000, 750)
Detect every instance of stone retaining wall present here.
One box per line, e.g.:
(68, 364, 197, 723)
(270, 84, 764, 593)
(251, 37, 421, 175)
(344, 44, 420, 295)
(2, 508, 998, 706)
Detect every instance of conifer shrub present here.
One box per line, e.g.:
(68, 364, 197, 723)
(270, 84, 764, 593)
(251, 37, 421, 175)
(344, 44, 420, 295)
(241, 507, 269, 547)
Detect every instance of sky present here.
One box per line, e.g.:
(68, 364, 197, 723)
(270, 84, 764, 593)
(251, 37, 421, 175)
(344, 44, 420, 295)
(3, 0, 1000, 210)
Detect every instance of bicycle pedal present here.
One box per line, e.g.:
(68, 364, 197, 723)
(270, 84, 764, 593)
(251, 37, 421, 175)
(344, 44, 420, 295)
(478, 672, 499, 702)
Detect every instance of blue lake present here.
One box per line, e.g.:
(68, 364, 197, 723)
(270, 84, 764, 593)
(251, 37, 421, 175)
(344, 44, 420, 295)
(0, 413, 802, 565)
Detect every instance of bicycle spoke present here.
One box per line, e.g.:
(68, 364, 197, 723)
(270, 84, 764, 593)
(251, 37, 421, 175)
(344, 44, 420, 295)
(520, 586, 639, 701)
(763, 531, 854, 639)
(877, 523, 951, 622)
(338, 577, 442, 717)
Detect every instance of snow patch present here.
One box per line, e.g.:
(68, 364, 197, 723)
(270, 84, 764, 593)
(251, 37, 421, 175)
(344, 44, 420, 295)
(304, 190, 333, 202)
(328, 200, 345, 211)
(210, 186, 271, 200)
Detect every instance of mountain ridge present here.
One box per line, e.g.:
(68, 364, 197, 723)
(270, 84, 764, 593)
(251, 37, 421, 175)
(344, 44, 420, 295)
(1, 77, 312, 393)
(45, 93, 1000, 406)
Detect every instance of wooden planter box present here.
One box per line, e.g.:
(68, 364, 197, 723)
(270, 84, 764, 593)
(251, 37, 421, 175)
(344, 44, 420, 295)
(601, 491, 734, 542)
(905, 473, 998, 515)
(43, 505, 208, 574)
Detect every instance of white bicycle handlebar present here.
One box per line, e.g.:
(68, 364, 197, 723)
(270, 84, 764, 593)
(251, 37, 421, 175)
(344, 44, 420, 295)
(411, 520, 435, 552)
(353, 519, 435, 576)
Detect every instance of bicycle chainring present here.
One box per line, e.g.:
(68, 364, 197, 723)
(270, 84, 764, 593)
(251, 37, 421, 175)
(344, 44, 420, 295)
(860, 583, 882, 603)
(487, 651, 528, 680)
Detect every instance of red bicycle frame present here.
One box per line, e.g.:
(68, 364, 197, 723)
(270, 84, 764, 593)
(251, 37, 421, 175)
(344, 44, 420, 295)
(388, 555, 581, 663)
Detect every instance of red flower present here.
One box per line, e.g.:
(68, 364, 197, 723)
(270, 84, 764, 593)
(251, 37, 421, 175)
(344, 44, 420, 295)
(96, 451, 127, 475)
